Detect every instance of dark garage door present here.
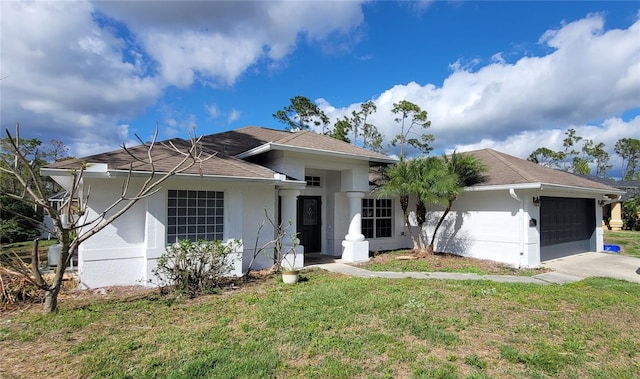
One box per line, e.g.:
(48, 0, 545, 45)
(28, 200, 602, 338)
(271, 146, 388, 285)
(540, 196, 595, 261)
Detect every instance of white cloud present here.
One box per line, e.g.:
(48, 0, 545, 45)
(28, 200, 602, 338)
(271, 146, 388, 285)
(322, 13, 640, 168)
(227, 109, 241, 125)
(0, 0, 366, 156)
(94, 1, 365, 87)
(205, 103, 220, 119)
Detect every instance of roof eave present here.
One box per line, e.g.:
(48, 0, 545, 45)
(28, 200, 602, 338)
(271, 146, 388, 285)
(106, 169, 286, 184)
(236, 142, 397, 164)
(465, 182, 625, 196)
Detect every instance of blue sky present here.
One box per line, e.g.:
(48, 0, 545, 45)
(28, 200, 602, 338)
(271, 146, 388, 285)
(1, 1, 639, 175)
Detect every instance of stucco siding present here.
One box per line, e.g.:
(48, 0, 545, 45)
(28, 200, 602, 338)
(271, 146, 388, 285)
(427, 191, 527, 267)
(77, 176, 278, 288)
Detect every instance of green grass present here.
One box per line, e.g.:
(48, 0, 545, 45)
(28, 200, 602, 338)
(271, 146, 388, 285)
(2, 271, 640, 378)
(604, 230, 640, 258)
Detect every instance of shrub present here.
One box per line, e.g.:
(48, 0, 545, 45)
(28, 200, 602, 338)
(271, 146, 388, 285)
(153, 239, 238, 298)
(622, 194, 640, 230)
(0, 195, 43, 243)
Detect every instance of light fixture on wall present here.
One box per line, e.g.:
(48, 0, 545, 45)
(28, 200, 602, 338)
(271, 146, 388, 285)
(532, 196, 541, 206)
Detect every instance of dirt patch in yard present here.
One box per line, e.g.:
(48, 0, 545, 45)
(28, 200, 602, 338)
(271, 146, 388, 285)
(360, 250, 550, 276)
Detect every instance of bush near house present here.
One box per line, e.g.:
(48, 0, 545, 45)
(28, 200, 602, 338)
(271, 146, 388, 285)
(153, 239, 238, 298)
(622, 193, 640, 230)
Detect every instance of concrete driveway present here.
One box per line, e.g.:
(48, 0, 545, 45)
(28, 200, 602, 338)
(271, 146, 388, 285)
(542, 252, 640, 283)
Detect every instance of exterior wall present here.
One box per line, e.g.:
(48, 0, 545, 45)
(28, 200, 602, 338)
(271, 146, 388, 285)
(424, 188, 606, 268)
(426, 190, 530, 268)
(78, 177, 149, 288)
(77, 176, 277, 288)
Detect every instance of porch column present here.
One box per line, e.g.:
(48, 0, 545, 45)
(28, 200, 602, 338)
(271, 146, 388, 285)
(342, 191, 369, 262)
(609, 202, 623, 231)
(279, 189, 304, 268)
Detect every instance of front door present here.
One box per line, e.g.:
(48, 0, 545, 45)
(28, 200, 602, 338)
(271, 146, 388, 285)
(297, 196, 322, 253)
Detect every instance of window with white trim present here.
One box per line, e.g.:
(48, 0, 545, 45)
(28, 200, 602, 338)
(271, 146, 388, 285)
(167, 190, 224, 243)
(362, 198, 392, 238)
(305, 176, 321, 187)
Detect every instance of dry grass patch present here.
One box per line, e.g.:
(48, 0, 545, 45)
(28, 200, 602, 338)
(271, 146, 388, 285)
(362, 250, 549, 276)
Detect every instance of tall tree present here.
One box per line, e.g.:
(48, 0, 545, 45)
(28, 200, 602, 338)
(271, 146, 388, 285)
(362, 122, 385, 154)
(326, 101, 385, 153)
(561, 128, 582, 171)
(325, 117, 351, 143)
(0, 127, 212, 313)
(350, 101, 377, 146)
(273, 96, 329, 132)
(582, 140, 610, 177)
(428, 152, 487, 254)
(390, 100, 433, 158)
(615, 138, 640, 180)
(528, 128, 610, 175)
(527, 147, 563, 168)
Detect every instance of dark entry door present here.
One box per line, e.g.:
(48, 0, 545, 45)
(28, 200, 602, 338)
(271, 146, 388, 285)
(297, 196, 321, 253)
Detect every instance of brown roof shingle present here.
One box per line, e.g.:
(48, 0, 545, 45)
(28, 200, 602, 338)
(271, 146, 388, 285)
(466, 149, 621, 193)
(46, 126, 394, 179)
(48, 138, 277, 180)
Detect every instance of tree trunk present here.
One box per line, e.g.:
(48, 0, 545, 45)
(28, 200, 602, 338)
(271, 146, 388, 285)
(400, 195, 419, 250)
(41, 239, 71, 313)
(43, 287, 60, 313)
(416, 201, 427, 252)
(428, 199, 454, 255)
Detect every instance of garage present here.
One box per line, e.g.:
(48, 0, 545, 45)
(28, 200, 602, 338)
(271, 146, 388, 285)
(540, 196, 596, 261)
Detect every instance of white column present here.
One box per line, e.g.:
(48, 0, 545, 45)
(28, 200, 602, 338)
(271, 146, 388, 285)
(345, 191, 365, 241)
(341, 191, 369, 262)
(279, 189, 303, 268)
(279, 189, 300, 234)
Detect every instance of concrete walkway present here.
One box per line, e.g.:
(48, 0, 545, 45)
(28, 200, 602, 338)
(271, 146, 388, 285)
(308, 261, 584, 285)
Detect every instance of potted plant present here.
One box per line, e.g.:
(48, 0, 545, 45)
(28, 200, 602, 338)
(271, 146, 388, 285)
(243, 210, 301, 284)
(278, 229, 300, 284)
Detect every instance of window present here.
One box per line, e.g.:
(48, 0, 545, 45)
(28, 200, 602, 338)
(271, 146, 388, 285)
(305, 176, 321, 187)
(362, 198, 392, 238)
(167, 190, 224, 243)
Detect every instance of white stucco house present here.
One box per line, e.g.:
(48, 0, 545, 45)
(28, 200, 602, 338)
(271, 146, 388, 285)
(42, 127, 623, 288)
(42, 127, 400, 288)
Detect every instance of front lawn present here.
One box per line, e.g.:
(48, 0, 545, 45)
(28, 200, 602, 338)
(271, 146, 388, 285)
(604, 230, 640, 258)
(2, 271, 639, 378)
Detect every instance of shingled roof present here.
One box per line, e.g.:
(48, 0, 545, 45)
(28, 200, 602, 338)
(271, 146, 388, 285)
(204, 126, 394, 163)
(465, 149, 622, 194)
(45, 126, 394, 179)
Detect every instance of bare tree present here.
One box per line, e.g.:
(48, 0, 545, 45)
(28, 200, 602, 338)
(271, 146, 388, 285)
(0, 127, 212, 313)
(243, 209, 299, 279)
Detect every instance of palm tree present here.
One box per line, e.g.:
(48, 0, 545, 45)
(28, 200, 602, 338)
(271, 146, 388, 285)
(428, 152, 487, 253)
(377, 159, 420, 250)
(410, 157, 458, 254)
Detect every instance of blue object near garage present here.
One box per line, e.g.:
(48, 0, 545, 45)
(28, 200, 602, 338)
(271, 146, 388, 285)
(603, 244, 621, 253)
